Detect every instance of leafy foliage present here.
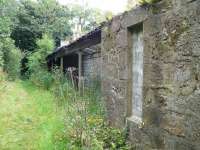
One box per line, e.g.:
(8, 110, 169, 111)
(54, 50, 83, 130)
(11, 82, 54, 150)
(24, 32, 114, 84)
(96, 124, 130, 150)
(3, 40, 22, 80)
(8, 0, 104, 76)
(0, 0, 22, 80)
(36, 0, 72, 45)
(50, 69, 131, 149)
(0, 0, 18, 36)
(0, 16, 12, 37)
(10, 2, 36, 51)
(11, 0, 103, 52)
(0, 43, 4, 68)
(28, 34, 54, 89)
(28, 34, 54, 71)
(69, 4, 105, 37)
(0, 38, 22, 80)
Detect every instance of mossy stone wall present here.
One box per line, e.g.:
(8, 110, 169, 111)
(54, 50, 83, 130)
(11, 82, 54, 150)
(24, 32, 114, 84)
(101, 0, 200, 149)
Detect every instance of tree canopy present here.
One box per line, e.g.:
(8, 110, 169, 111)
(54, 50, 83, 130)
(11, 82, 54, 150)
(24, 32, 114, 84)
(10, 0, 104, 52)
(0, 0, 105, 77)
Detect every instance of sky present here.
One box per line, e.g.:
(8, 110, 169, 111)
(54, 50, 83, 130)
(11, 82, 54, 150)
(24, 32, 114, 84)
(57, 0, 128, 14)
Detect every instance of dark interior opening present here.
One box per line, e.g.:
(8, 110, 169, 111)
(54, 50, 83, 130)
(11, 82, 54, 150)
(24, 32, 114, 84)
(63, 54, 78, 73)
(48, 54, 79, 87)
(49, 54, 78, 73)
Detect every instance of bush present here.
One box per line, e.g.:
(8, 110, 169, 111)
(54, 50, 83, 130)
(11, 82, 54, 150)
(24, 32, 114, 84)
(0, 38, 22, 80)
(0, 72, 7, 95)
(30, 70, 53, 90)
(95, 124, 130, 150)
(0, 43, 4, 69)
(27, 34, 54, 88)
(5, 47, 22, 80)
(28, 34, 54, 72)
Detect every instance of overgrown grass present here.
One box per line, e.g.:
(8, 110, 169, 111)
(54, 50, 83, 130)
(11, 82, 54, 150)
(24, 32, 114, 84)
(0, 71, 131, 149)
(0, 77, 66, 149)
(50, 70, 131, 149)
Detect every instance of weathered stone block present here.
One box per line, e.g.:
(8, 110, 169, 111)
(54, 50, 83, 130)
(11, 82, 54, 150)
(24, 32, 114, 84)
(101, 0, 200, 149)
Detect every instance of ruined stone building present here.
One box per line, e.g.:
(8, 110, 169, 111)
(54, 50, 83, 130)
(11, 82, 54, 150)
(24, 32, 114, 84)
(47, 0, 200, 149)
(47, 28, 101, 86)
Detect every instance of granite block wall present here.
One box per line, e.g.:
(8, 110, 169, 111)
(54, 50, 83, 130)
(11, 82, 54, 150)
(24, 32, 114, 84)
(101, 0, 200, 149)
(82, 44, 101, 86)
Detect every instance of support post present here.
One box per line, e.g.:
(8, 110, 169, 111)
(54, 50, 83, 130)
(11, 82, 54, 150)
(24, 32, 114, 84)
(50, 60, 53, 71)
(78, 52, 83, 92)
(54, 57, 57, 69)
(60, 57, 63, 73)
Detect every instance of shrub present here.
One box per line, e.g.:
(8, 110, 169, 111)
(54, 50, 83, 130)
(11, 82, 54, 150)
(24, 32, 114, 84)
(27, 34, 54, 88)
(28, 34, 54, 72)
(30, 70, 53, 90)
(0, 70, 6, 92)
(0, 43, 4, 69)
(5, 47, 22, 80)
(95, 124, 130, 150)
(0, 38, 22, 80)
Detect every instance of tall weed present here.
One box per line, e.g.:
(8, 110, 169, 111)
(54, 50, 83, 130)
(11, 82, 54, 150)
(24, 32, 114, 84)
(51, 68, 131, 149)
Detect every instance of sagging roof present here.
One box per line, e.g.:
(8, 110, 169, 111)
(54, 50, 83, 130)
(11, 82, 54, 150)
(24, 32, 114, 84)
(47, 26, 102, 61)
(47, 1, 154, 62)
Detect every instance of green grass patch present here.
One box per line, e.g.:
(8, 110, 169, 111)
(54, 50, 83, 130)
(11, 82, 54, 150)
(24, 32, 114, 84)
(0, 80, 66, 149)
(0, 71, 131, 149)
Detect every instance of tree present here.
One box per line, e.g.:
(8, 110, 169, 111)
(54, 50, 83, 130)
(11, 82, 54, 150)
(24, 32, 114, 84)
(0, 0, 22, 79)
(11, 0, 72, 51)
(11, 0, 104, 50)
(10, 0, 72, 75)
(0, 0, 18, 36)
(1, 0, 105, 77)
(35, 0, 72, 46)
(69, 4, 105, 40)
